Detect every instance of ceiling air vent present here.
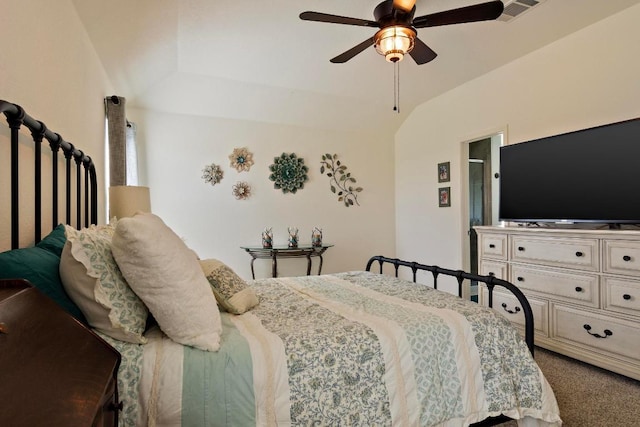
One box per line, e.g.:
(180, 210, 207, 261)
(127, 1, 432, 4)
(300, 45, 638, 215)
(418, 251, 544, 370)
(498, 0, 546, 22)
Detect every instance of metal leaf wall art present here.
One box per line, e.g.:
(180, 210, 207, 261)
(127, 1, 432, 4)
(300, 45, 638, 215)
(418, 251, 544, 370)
(320, 153, 363, 207)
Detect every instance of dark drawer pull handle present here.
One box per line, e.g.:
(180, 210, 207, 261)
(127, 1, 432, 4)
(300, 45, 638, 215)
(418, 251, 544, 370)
(583, 324, 613, 339)
(623, 294, 632, 300)
(575, 251, 584, 257)
(501, 302, 521, 314)
(623, 255, 632, 262)
(109, 401, 124, 412)
(517, 246, 525, 251)
(0, 322, 8, 334)
(489, 244, 496, 248)
(517, 276, 524, 282)
(575, 286, 583, 292)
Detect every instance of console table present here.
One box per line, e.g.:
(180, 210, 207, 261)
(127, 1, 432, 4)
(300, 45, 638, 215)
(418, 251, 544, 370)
(241, 245, 333, 279)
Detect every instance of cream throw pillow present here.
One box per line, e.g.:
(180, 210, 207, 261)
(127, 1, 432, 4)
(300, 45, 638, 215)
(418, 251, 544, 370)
(111, 213, 222, 352)
(200, 259, 259, 314)
(59, 223, 148, 344)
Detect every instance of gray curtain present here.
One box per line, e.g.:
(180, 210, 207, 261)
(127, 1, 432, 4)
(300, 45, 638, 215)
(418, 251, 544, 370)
(105, 96, 127, 186)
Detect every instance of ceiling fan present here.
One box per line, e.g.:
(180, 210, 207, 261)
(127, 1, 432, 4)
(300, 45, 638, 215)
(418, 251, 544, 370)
(300, 0, 504, 65)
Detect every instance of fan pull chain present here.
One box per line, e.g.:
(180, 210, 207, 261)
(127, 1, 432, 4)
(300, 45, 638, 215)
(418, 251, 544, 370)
(393, 61, 400, 113)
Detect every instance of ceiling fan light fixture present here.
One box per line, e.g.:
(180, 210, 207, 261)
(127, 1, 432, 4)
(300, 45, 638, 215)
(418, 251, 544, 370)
(374, 26, 416, 63)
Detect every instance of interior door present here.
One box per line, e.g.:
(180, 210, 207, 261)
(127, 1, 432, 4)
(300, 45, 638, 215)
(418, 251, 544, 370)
(465, 134, 502, 300)
(469, 159, 485, 282)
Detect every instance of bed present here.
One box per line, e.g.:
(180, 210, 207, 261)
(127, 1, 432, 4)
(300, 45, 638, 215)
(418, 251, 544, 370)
(0, 99, 561, 427)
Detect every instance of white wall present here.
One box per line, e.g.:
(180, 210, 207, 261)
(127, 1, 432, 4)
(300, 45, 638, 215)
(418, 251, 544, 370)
(0, 0, 114, 249)
(395, 4, 640, 290)
(127, 108, 396, 280)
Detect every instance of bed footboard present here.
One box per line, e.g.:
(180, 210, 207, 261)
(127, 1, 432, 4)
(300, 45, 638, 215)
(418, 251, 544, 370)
(365, 255, 534, 356)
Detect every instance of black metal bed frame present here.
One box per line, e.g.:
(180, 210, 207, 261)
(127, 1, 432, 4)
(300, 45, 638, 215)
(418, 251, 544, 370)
(365, 255, 535, 355)
(1, 99, 98, 249)
(366, 255, 536, 427)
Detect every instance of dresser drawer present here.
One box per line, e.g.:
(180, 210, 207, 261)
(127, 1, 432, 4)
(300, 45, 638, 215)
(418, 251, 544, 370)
(603, 276, 640, 317)
(479, 260, 508, 280)
(510, 265, 599, 308)
(476, 227, 640, 379)
(479, 233, 508, 260)
(95, 377, 118, 427)
(480, 287, 548, 337)
(552, 303, 640, 362)
(603, 240, 640, 275)
(510, 236, 599, 271)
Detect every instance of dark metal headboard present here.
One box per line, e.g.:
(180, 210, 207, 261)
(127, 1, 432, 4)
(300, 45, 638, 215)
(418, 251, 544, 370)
(1, 99, 98, 249)
(366, 255, 534, 355)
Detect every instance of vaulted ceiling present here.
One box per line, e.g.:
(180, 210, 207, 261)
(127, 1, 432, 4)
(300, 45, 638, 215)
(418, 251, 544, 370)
(71, 0, 640, 137)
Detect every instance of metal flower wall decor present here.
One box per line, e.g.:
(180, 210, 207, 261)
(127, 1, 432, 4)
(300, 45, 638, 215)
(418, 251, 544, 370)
(202, 163, 224, 186)
(232, 181, 252, 200)
(269, 153, 308, 194)
(320, 153, 363, 207)
(229, 147, 254, 172)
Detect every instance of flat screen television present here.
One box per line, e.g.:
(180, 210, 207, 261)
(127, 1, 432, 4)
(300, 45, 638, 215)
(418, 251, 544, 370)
(499, 117, 640, 226)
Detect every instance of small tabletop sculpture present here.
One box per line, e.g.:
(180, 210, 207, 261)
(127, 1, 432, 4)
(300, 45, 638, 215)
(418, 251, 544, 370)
(311, 227, 323, 247)
(262, 227, 273, 248)
(287, 227, 299, 248)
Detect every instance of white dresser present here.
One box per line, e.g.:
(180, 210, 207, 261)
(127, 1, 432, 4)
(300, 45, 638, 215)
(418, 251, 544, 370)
(475, 225, 640, 380)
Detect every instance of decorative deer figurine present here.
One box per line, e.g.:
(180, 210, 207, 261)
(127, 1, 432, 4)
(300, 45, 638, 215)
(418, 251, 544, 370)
(287, 227, 299, 248)
(262, 227, 273, 248)
(311, 227, 323, 247)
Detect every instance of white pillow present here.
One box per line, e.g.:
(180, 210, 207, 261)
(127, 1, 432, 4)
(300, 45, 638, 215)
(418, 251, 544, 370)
(60, 223, 148, 344)
(111, 213, 222, 352)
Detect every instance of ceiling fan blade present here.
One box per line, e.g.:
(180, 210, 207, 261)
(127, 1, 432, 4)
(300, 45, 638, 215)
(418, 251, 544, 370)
(330, 37, 376, 63)
(393, 0, 416, 13)
(412, 0, 504, 28)
(409, 37, 437, 65)
(300, 11, 379, 27)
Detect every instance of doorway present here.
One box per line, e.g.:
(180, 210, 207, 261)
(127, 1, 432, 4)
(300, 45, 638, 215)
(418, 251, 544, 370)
(468, 157, 485, 282)
(464, 133, 503, 300)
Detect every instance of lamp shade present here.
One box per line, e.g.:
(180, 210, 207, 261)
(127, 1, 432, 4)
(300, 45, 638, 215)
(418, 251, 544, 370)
(109, 186, 151, 219)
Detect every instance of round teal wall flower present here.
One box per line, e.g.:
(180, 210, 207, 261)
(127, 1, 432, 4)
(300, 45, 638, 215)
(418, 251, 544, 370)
(269, 153, 308, 194)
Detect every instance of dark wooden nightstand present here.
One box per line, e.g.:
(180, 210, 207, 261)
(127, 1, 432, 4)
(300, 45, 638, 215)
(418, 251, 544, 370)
(0, 279, 121, 427)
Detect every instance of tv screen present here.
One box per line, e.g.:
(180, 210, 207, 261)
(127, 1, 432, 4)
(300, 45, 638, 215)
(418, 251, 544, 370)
(499, 118, 640, 225)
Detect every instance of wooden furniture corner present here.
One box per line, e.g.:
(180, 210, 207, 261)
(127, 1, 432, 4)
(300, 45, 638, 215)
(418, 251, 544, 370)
(0, 279, 122, 427)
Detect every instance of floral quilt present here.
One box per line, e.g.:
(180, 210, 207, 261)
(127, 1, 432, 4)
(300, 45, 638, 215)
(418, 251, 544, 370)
(105, 271, 562, 427)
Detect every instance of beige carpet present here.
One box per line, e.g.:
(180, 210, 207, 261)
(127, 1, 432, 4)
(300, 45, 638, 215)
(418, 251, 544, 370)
(499, 347, 640, 427)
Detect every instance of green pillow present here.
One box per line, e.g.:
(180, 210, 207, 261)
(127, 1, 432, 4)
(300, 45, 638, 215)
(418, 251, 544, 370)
(35, 224, 67, 257)
(0, 246, 87, 323)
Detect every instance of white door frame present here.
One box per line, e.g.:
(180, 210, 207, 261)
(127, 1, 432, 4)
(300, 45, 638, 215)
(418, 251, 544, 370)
(459, 126, 508, 278)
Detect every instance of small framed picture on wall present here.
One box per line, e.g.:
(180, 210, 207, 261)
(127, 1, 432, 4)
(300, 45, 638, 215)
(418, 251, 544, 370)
(439, 187, 451, 207)
(438, 162, 450, 183)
